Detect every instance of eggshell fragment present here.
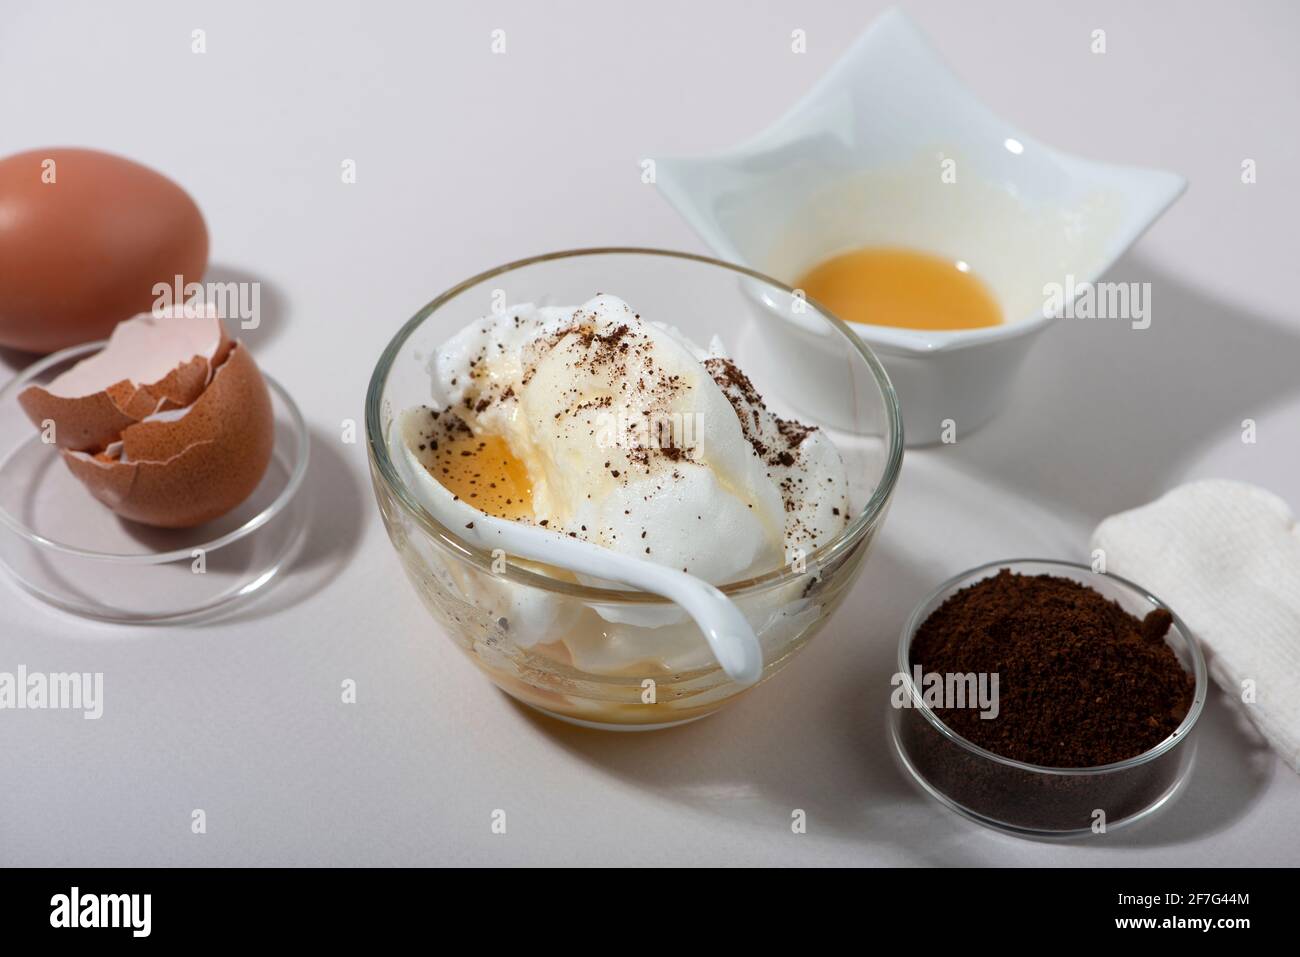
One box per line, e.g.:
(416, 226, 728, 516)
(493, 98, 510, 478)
(60, 343, 274, 527)
(107, 380, 160, 420)
(61, 449, 137, 508)
(18, 310, 229, 451)
(148, 355, 211, 411)
(20, 388, 140, 453)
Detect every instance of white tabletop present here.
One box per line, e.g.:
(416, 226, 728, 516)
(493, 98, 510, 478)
(2, 0, 1297, 866)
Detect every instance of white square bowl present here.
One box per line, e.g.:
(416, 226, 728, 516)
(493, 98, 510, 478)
(655, 8, 1185, 444)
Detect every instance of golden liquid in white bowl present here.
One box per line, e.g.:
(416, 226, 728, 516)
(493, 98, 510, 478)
(795, 246, 1002, 332)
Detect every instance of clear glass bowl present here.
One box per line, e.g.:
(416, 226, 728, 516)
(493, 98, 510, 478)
(0, 341, 310, 622)
(367, 248, 903, 729)
(891, 559, 1207, 835)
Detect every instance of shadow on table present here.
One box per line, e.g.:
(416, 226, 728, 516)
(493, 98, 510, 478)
(955, 252, 1300, 521)
(0, 344, 38, 376)
(204, 264, 290, 352)
(200, 426, 367, 626)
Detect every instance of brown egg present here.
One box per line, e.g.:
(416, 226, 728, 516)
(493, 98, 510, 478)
(18, 311, 273, 528)
(0, 148, 208, 354)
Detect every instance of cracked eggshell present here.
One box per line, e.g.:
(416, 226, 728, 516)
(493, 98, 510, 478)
(61, 342, 274, 528)
(18, 310, 230, 451)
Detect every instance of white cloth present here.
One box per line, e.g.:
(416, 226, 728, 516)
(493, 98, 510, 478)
(1092, 479, 1300, 773)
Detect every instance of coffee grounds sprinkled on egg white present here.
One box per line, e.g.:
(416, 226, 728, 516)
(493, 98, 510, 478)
(703, 355, 849, 548)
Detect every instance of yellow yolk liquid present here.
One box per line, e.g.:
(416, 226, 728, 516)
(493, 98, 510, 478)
(795, 247, 1002, 331)
(426, 431, 534, 521)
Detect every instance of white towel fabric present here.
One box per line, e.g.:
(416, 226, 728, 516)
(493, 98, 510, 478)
(1092, 479, 1300, 773)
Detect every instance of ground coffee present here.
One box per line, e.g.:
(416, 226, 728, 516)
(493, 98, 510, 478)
(909, 569, 1194, 767)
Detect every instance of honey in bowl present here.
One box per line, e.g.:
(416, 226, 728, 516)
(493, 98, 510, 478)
(794, 247, 1002, 332)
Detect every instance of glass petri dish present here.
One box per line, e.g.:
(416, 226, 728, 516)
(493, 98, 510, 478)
(889, 559, 1207, 836)
(0, 341, 310, 622)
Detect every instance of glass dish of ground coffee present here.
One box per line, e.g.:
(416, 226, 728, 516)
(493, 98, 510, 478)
(890, 559, 1206, 836)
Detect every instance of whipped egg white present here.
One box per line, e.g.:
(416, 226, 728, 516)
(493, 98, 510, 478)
(403, 294, 849, 585)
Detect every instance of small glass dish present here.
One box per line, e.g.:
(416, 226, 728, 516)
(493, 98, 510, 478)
(367, 248, 903, 729)
(890, 559, 1206, 836)
(0, 341, 310, 623)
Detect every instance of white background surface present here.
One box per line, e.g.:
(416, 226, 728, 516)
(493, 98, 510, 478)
(2, 0, 1298, 866)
